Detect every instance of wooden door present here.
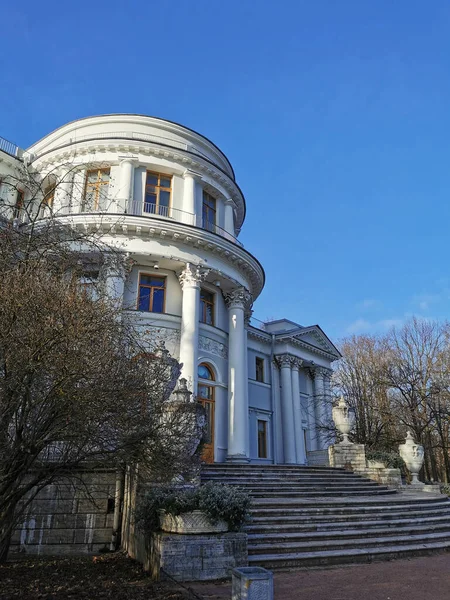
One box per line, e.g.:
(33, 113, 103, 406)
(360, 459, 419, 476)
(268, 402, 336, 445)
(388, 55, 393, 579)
(198, 384, 215, 463)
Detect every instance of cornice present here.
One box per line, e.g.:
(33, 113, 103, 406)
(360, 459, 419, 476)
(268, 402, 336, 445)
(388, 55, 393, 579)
(277, 335, 340, 361)
(29, 138, 246, 230)
(53, 213, 265, 298)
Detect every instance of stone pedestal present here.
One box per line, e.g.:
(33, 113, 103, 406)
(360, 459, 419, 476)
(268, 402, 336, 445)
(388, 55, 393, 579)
(328, 443, 367, 471)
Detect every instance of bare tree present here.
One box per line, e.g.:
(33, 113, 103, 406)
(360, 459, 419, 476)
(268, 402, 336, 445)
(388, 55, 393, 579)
(0, 171, 202, 562)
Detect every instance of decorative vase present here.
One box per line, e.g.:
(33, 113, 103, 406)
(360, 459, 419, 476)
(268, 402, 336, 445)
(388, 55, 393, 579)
(399, 431, 424, 485)
(159, 510, 228, 534)
(332, 397, 355, 444)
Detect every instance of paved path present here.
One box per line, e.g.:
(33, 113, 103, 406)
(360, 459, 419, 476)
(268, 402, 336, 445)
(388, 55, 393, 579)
(189, 553, 450, 600)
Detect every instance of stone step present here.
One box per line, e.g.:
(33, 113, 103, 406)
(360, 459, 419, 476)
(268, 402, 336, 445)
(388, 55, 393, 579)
(250, 496, 445, 510)
(201, 477, 379, 489)
(247, 512, 450, 530)
(247, 531, 450, 555)
(247, 522, 450, 543)
(249, 489, 395, 498)
(247, 540, 450, 570)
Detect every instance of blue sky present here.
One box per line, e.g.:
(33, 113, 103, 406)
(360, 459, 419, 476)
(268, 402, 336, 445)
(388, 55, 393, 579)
(2, 0, 450, 342)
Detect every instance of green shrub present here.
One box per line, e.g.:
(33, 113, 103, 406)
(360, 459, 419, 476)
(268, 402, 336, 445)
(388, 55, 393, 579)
(440, 484, 450, 496)
(136, 482, 251, 534)
(366, 450, 406, 472)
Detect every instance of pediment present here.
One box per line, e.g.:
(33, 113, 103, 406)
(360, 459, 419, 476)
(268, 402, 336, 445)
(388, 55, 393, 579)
(276, 325, 341, 359)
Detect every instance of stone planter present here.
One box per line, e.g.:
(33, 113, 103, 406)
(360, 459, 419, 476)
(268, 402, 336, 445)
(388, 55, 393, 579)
(159, 510, 228, 534)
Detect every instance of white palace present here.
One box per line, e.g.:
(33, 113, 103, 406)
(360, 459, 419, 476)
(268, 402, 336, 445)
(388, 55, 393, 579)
(0, 115, 340, 465)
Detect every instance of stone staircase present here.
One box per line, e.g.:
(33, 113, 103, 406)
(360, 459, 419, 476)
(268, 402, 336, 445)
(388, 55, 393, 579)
(201, 464, 450, 570)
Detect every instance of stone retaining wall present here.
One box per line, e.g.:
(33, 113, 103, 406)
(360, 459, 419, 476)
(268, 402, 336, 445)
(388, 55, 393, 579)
(10, 469, 116, 556)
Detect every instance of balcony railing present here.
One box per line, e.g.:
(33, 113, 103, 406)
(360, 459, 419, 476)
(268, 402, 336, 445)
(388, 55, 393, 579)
(126, 200, 243, 247)
(0, 136, 20, 157)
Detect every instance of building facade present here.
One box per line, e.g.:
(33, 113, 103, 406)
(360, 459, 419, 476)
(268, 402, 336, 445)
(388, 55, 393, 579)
(0, 115, 340, 465)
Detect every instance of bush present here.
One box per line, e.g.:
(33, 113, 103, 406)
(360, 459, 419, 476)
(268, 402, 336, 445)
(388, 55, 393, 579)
(136, 482, 251, 534)
(366, 450, 406, 472)
(440, 484, 450, 496)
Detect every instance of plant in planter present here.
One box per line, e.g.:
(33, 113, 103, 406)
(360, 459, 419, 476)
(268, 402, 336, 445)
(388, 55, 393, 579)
(136, 481, 251, 535)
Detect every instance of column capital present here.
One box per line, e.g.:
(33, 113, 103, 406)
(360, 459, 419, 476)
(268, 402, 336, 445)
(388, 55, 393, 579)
(225, 198, 235, 206)
(291, 357, 303, 370)
(223, 287, 253, 312)
(275, 353, 294, 368)
(178, 262, 210, 289)
(118, 155, 138, 165)
(183, 169, 203, 181)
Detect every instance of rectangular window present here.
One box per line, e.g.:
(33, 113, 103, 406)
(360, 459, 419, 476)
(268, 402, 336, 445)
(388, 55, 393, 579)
(144, 172, 172, 216)
(13, 189, 24, 219)
(255, 357, 265, 382)
(257, 420, 268, 459)
(138, 274, 166, 313)
(83, 168, 110, 211)
(202, 192, 216, 232)
(200, 289, 215, 325)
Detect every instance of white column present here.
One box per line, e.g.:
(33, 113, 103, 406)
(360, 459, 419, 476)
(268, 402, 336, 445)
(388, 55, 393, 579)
(307, 368, 318, 451)
(277, 354, 296, 464)
(183, 170, 201, 226)
(292, 359, 306, 464)
(117, 158, 136, 213)
(272, 359, 283, 463)
(224, 287, 252, 462)
(314, 367, 328, 450)
(178, 263, 209, 394)
(54, 168, 73, 215)
(224, 200, 235, 235)
(323, 370, 334, 443)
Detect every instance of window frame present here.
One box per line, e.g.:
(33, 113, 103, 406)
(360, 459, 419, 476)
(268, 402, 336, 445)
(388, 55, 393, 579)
(137, 272, 166, 313)
(43, 183, 55, 209)
(144, 171, 172, 216)
(202, 191, 216, 232)
(83, 168, 110, 211)
(257, 419, 268, 459)
(200, 288, 215, 326)
(255, 357, 265, 383)
(13, 189, 24, 219)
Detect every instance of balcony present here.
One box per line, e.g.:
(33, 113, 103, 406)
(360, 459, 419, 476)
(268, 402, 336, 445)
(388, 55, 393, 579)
(0, 136, 21, 158)
(126, 200, 243, 247)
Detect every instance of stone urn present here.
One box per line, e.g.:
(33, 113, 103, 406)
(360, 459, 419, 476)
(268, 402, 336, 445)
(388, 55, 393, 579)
(399, 431, 424, 485)
(332, 397, 355, 444)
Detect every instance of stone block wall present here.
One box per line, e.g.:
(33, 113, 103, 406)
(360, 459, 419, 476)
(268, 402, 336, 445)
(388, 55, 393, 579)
(359, 467, 402, 488)
(149, 532, 248, 581)
(10, 469, 117, 556)
(328, 443, 367, 471)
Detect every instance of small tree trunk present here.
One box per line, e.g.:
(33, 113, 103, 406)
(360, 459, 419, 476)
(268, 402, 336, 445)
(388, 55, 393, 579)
(0, 504, 16, 563)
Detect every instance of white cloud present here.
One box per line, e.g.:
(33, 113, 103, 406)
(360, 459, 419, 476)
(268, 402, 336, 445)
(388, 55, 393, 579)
(356, 298, 380, 311)
(346, 318, 372, 334)
(345, 316, 404, 335)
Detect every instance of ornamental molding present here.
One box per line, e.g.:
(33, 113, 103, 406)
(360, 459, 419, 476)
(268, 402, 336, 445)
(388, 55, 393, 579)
(223, 287, 253, 311)
(63, 214, 264, 298)
(30, 140, 245, 229)
(178, 262, 210, 289)
(198, 335, 228, 359)
(277, 335, 339, 361)
(143, 325, 181, 347)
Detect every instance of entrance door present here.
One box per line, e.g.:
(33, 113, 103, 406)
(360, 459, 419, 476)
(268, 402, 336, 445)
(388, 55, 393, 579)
(198, 364, 215, 464)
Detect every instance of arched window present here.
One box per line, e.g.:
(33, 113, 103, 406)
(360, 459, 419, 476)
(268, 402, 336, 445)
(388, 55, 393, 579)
(197, 363, 215, 463)
(198, 363, 214, 381)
